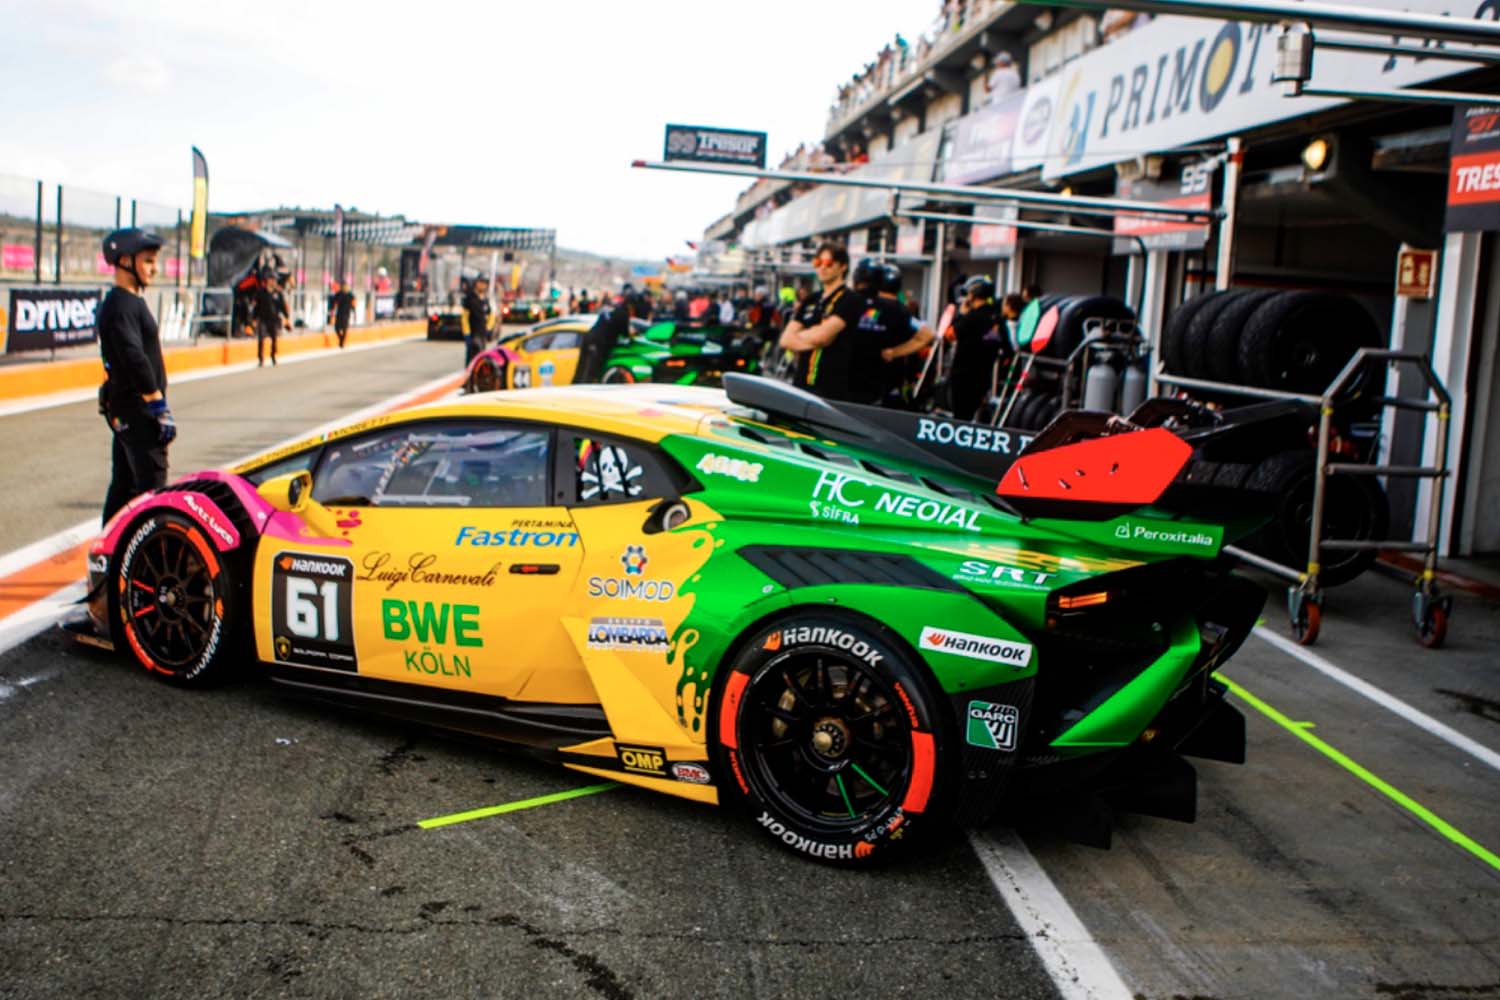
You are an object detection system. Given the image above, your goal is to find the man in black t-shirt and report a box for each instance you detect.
[948,275,1008,421]
[98,228,174,525]
[255,271,290,367]
[778,243,868,402]
[575,293,646,383]
[328,281,355,348]
[463,277,493,366]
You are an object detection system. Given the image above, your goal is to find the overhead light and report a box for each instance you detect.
[1302,136,1334,172]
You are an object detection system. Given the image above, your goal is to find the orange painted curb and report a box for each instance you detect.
[0,321,425,404]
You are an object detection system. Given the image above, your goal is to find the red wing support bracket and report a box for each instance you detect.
[996,428,1192,522]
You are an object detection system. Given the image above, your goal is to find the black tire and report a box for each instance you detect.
[1161,291,1223,375]
[1202,289,1277,384]
[1181,289,1254,380]
[1236,291,1381,392]
[1015,390,1049,430]
[713,614,954,866]
[1032,394,1062,430]
[116,511,240,686]
[1000,389,1037,429]
[1242,450,1390,586]
[467,357,503,394]
[601,366,636,385]
[1046,295,1135,360]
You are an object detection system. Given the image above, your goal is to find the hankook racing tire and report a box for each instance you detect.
[467,357,504,394]
[1161,290,1223,376]
[116,511,240,686]
[1181,288,1254,380]
[1236,291,1380,392]
[1202,289,1277,383]
[714,614,954,866]
[601,366,636,385]
[1243,449,1390,586]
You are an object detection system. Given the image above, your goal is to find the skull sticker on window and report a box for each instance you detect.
[577,439,644,502]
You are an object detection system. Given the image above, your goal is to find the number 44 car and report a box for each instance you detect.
[71,375,1267,865]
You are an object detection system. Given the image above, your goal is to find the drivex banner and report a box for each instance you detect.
[3,287,103,354]
[1040,0,1496,180]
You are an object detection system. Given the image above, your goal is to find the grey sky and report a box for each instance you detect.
[2,0,934,259]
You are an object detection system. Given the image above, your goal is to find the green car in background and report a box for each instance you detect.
[464,315,762,392]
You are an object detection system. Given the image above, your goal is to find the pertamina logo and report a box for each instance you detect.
[919,626,1032,668]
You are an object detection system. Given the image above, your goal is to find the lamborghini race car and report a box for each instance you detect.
[76,375,1266,864]
[464,316,760,393]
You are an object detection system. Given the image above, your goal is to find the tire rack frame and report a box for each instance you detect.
[1156,349,1455,646]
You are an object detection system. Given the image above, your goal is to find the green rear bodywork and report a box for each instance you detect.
[657,413,1245,753]
[605,322,760,385]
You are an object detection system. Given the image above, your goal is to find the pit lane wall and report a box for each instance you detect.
[0,320,425,404]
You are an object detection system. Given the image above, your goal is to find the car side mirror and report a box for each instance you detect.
[257,471,312,513]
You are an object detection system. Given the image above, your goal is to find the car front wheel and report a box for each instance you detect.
[714,614,953,865]
[116,511,239,686]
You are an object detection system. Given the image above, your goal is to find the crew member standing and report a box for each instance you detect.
[255,271,290,367]
[870,262,936,404]
[328,280,355,348]
[947,275,1007,421]
[463,277,492,366]
[98,228,175,524]
[575,292,645,383]
[777,243,866,402]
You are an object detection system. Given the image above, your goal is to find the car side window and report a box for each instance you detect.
[521,333,555,352]
[550,331,581,351]
[560,432,683,506]
[313,421,551,508]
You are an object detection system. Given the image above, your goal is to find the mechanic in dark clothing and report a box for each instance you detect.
[866,262,936,405]
[463,277,492,366]
[98,228,175,525]
[947,275,1009,421]
[845,258,916,405]
[778,244,868,402]
[575,293,645,383]
[328,281,355,348]
[255,271,290,367]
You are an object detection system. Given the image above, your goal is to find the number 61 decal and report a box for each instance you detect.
[271,552,357,671]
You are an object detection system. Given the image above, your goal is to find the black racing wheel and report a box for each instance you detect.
[467,357,504,393]
[714,614,953,865]
[601,366,636,385]
[116,512,240,686]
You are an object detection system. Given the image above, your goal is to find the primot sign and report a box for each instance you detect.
[1042,2,1493,180]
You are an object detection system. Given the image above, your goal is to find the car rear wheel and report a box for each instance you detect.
[601,366,636,385]
[714,614,952,866]
[117,512,239,686]
[468,357,503,394]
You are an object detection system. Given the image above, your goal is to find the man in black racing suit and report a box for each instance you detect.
[575,292,647,384]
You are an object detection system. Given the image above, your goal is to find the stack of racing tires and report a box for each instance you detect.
[1162,288,1388,585]
[1002,294,1137,430]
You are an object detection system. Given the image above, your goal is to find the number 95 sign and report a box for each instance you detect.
[271,552,357,671]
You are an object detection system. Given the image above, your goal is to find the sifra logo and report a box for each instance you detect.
[967,701,1020,751]
[621,545,648,576]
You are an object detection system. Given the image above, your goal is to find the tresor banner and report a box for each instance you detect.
[4,287,104,354]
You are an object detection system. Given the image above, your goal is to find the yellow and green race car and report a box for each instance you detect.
[78,376,1266,864]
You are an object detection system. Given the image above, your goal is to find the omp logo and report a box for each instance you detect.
[967,701,1020,751]
[919,627,1032,668]
[279,555,350,577]
[616,744,667,776]
[756,812,870,860]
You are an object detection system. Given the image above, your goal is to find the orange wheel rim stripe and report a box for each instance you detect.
[901,731,935,814]
[719,671,749,750]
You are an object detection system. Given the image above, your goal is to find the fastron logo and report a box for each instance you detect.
[966,701,1020,751]
[919,626,1032,668]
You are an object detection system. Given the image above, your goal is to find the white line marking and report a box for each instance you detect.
[0,583,86,660]
[970,829,1133,1000]
[0,333,426,419]
[1253,625,1500,775]
[0,369,462,660]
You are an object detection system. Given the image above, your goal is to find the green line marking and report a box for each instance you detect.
[836,772,855,818]
[850,761,888,797]
[418,782,618,830]
[1217,673,1500,871]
